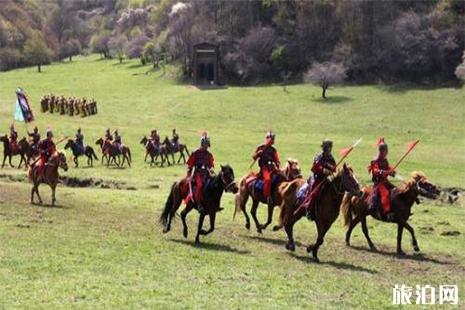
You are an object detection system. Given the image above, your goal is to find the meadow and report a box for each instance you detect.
[0,55,464,308]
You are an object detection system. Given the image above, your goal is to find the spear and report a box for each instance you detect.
[391,139,420,171]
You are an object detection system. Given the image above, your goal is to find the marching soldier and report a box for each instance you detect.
[368,138,396,220]
[186,132,215,214]
[252,131,280,204]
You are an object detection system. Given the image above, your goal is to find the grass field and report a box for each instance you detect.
[0,55,464,308]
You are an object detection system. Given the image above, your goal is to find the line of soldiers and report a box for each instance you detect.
[184,131,396,219]
[147,128,180,150]
[40,94,98,117]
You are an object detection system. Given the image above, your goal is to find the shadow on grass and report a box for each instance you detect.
[170,238,250,255]
[32,202,70,209]
[349,245,452,265]
[288,252,378,274]
[243,235,304,248]
[311,96,353,104]
[375,83,462,94]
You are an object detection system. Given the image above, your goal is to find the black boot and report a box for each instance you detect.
[198,204,206,215]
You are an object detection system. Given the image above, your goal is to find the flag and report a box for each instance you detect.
[14,88,34,123]
[406,139,420,151]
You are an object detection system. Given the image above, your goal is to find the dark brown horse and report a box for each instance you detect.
[162,136,190,164]
[140,136,170,167]
[1,135,30,169]
[342,171,440,255]
[95,138,132,167]
[279,164,361,262]
[160,165,238,244]
[234,158,302,233]
[28,152,68,206]
[64,139,99,167]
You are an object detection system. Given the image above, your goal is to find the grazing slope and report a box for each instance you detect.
[0,56,464,308]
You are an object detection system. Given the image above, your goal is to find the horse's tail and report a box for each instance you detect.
[341,193,353,226]
[127,147,132,163]
[185,145,190,156]
[233,177,247,220]
[90,147,98,160]
[160,182,176,226]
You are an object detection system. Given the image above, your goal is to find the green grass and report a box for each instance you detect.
[0,55,464,308]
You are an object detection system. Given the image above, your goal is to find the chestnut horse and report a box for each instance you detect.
[139,136,170,167]
[95,138,132,167]
[234,158,302,233]
[342,171,441,255]
[29,152,68,206]
[160,165,239,244]
[162,136,190,164]
[64,139,98,167]
[279,164,361,262]
[1,135,30,169]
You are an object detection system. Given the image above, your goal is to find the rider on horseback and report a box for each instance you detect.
[75,128,85,155]
[36,128,56,178]
[150,129,160,150]
[253,131,280,205]
[28,126,41,156]
[303,139,336,220]
[186,132,215,214]
[171,128,179,150]
[113,130,122,152]
[9,124,19,153]
[368,137,396,220]
[104,128,113,142]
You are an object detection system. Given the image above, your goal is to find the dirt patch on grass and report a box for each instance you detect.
[438,187,463,205]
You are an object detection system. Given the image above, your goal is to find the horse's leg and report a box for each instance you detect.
[51,184,56,206]
[240,192,251,230]
[181,203,194,238]
[361,216,376,250]
[9,155,14,168]
[171,153,175,165]
[250,199,263,233]
[18,156,23,169]
[345,215,361,247]
[403,222,420,252]
[195,213,206,244]
[74,156,78,168]
[126,153,131,167]
[261,203,274,230]
[307,219,330,263]
[201,212,216,235]
[397,223,406,256]
[30,184,36,204]
[284,207,305,252]
[35,184,43,204]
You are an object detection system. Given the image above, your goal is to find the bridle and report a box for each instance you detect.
[220,170,237,192]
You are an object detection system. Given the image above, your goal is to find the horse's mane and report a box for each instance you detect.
[397,171,427,194]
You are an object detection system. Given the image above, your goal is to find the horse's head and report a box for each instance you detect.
[95,138,103,146]
[338,163,362,197]
[0,134,7,142]
[220,164,238,194]
[409,171,441,199]
[51,152,68,172]
[140,136,147,145]
[64,139,73,149]
[284,158,302,180]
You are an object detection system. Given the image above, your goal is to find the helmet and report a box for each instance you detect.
[377,137,388,152]
[46,128,53,138]
[321,139,333,150]
[33,126,38,132]
[200,132,210,147]
[106,128,110,133]
[265,131,275,145]
[77,128,81,133]
[151,129,156,135]
[114,130,119,135]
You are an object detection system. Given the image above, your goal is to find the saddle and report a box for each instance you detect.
[9,142,18,153]
[247,173,282,193]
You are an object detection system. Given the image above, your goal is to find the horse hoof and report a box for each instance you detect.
[397,250,406,257]
[306,245,314,253]
[272,225,280,232]
[200,229,208,235]
[285,243,295,252]
[312,255,320,263]
[162,228,169,234]
[413,245,420,252]
[345,241,351,247]
[256,228,262,234]
[195,238,200,245]
[245,223,250,230]
[183,229,188,238]
[369,245,377,252]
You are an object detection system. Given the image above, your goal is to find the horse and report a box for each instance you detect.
[64,139,98,167]
[139,136,170,167]
[1,135,30,169]
[160,165,239,244]
[341,171,441,256]
[234,158,303,233]
[279,163,361,262]
[28,152,68,206]
[162,136,190,164]
[95,138,132,167]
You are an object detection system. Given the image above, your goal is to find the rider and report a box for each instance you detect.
[253,131,280,204]
[104,128,113,142]
[75,128,84,154]
[186,132,215,214]
[113,130,122,152]
[28,126,41,156]
[303,139,336,220]
[171,128,180,149]
[36,128,56,178]
[368,137,396,220]
[9,124,18,152]
[150,129,160,150]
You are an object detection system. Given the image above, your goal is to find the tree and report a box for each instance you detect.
[60,39,82,61]
[109,35,128,63]
[23,33,54,72]
[455,51,465,81]
[304,62,347,99]
[90,31,111,59]
[125,35,149,59]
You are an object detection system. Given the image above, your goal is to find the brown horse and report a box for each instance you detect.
[162,136,190,164]
[95,138,132,167]
[234,158,302,233]
[342,171,441,255]
[140,136,170,167]
[279,164,361,262]
[160,165,239,244]
[29,152,68,206]
[1,135,30,169]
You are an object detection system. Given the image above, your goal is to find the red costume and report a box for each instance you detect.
[186,147,214,204]
[37,138,56,177]
[9,126,18,153]
[253,140,280,200]
[368,138,395,215]
[304,151,336,212]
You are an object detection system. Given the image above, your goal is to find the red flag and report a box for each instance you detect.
[339,147,352,157]
[406,139,419,151]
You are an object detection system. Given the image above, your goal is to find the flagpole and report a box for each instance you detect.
[391,139,420,171]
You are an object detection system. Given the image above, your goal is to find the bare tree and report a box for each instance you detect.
[304,61,347,99]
